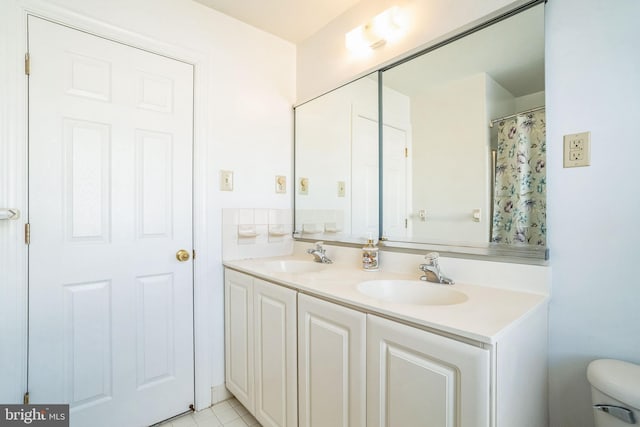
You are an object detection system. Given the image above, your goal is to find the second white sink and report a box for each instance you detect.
[357,280,468,306]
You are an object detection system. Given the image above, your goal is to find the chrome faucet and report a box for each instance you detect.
[306,241,333,264]
[419,252,454,284]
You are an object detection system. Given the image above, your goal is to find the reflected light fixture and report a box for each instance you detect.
[345,6,405,55]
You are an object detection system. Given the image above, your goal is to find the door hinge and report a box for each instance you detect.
[25,53,30,76]
[404,147,408,158]
[192,250,196,260]
[23,392,29,405]
[25,223,30,245]
[404,218,408,228]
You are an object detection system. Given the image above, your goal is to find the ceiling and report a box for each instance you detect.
[192,0,361,44]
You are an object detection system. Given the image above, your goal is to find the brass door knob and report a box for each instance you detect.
[176,249,190,262]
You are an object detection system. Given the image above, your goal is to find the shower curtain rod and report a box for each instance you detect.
[489,105,545,128]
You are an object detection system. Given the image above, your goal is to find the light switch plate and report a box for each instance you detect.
[275,175,286,193]
[563,131,591,168]
[220,170,233,191]
[298,177,309,195]
[337,181,346,197]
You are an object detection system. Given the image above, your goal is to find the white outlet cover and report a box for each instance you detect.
[563,131,591,168]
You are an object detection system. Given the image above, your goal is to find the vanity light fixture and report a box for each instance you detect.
[345,6,405,55]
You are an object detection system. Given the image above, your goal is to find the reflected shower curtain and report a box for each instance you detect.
[491,110,546,246]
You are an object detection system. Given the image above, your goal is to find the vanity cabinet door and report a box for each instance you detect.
[367,315,490,427]
[224,269,254,412]
[298,294,366,427]
[253,279,298,427]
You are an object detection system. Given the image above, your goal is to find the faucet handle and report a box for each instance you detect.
[314,241,325,250]
[424,252,440,266]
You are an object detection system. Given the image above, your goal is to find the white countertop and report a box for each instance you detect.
[223,255,548,345]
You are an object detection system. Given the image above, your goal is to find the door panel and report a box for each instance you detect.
[135,273,176,389]
[62,281,112,408]
[28,16,194,427]
[136,130,174,238]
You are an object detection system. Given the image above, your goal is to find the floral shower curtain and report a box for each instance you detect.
[491,110,546,246]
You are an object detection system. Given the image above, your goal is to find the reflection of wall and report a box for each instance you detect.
[295,77,378,237]
[515,90,545,111]
[487,76,516,123]
[411,73,492,244]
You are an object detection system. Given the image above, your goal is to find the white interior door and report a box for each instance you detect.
[27,16,194,427]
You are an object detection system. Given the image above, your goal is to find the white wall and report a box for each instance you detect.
[546,0,640,426]
[0,0,295,406]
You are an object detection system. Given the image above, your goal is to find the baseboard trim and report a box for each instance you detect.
[211,384,233,405]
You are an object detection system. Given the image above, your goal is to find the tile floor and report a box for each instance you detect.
[156,398,260,427]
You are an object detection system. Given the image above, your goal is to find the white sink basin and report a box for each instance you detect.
[357,280,468,306]
[263,260,326,274]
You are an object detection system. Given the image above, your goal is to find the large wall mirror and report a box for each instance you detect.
[294,2,547,261]
[381,4,546,259]
[294,73,379,243]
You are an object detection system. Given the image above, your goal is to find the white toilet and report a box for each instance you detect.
[587,359,640,426]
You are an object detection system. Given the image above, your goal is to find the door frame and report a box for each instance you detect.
[8,0,213,410]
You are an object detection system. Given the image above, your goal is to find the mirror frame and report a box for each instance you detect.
[294,0,548,264]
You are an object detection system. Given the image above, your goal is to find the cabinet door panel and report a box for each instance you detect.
[298,294,366,427]
[367,315,490,427]
[224,269,254,412]
[254,279,297,427]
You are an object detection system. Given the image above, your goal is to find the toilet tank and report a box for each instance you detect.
[587,359,640,427]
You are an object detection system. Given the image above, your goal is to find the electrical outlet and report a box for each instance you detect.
[570,150,584,161]
[564,132,590,168]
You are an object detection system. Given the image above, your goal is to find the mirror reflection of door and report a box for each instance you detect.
[382,124,411,240]
[351,112,379,238]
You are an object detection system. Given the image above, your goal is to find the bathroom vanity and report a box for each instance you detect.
[223,253,548,427]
